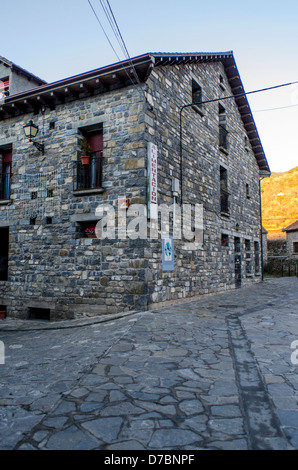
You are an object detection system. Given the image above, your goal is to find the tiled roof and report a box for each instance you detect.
[283,220,298,232]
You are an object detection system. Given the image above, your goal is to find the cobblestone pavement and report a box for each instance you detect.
[0,277,297,450]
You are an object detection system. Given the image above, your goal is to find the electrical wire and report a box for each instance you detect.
[253,103,298,113]
[87,0,121,62]
[97,0,143,87]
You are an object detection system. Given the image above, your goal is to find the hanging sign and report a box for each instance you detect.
[147,143,158,219]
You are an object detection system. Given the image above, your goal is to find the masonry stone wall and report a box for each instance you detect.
[143,62,262,306]
[0,60,263,320]
[0,85,149,319]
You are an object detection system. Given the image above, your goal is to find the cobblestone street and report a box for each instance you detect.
[0,277,297,450]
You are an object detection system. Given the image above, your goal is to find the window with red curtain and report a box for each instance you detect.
[86,133,103,189]
[0,78,9,98]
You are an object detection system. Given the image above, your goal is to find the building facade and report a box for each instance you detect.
[283,221,298,258]
[0,52,270,320]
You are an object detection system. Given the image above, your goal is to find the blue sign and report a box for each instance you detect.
[162,236,174,271]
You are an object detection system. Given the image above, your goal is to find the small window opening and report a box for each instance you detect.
[293,242,298,254]
[47,189,53,198]
[221,234,229,247]
[0,305,7,319]
[219,103,228,150]
[192,80,203,113]
[46,217,53,225]
[28,308,51,321]
[77,220,101,239]
[246,183,250,199]
[234,237,241,253]
[49,121,55,130]
[31,191,37,200]
[30,217,36,226]
[0,227,9,281]
[220,166,229,215]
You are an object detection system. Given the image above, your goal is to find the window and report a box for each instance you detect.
[234,236,241,253]
[254,241,260,274]
[293,242,298,254]
[221,234,229,247]
[0,149,12,200]
[0,305,6,319]
[244,136,249,151]
[28,307,50,321]
[75,126,103,191]
[0,77,9,99]
[76,220,101,239]
[220,166,229,215]
[246,183,250,199]
[245,239,252,276]
[0,227,9,281]
[219,74,225,90]
[192,80,203,113]
[219,104,228,151]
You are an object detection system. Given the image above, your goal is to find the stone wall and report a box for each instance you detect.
[0,84,149,319]
[143,62,262,306]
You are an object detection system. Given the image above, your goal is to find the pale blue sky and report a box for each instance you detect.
[2,0,298,172]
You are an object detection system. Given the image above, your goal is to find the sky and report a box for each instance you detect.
[1,0,298,173]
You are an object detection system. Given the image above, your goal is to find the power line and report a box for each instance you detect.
[87,0,121,62]
[88,0,143,92]
[98,0,142,86]
[181,79,298,111]
[254,103,298,113]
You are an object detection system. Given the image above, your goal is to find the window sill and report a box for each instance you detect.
[220,211,230,218]
[192,105,204,117]
[219,146,229,155]
[0,199,11,205]
[73,188,104,196]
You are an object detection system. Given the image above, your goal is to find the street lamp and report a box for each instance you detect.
[23,120,45,154]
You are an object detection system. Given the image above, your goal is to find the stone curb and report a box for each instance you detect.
[0,310,141,332]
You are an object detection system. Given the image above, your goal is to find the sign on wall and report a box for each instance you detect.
[147,143,158,219]
[162,236,174,271]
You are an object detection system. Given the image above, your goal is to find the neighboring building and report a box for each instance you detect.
[0,56,46,98]
[262,226,268,267]
[283,220,298,258]
[0,52,270,320]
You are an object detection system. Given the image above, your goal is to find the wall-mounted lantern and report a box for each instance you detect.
[23,120,45,154]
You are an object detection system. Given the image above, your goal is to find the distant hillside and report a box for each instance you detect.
[261,166,298,239]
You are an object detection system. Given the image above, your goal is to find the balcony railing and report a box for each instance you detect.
[74,154,102,191]
[219,125,229,150]
[0,173,12,200]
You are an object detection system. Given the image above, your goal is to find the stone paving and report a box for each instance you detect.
[0,277,297,450]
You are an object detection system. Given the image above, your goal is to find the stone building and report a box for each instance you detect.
[283,220,298,258]
[0,52,270,320]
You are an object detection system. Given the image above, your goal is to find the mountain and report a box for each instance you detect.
[261,166,298,239]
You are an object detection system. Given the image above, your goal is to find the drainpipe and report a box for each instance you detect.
[259,176,265,281]
[179,103,194,205]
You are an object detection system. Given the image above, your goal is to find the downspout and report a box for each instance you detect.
[179,103,194,205]
[259,175,266,281]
